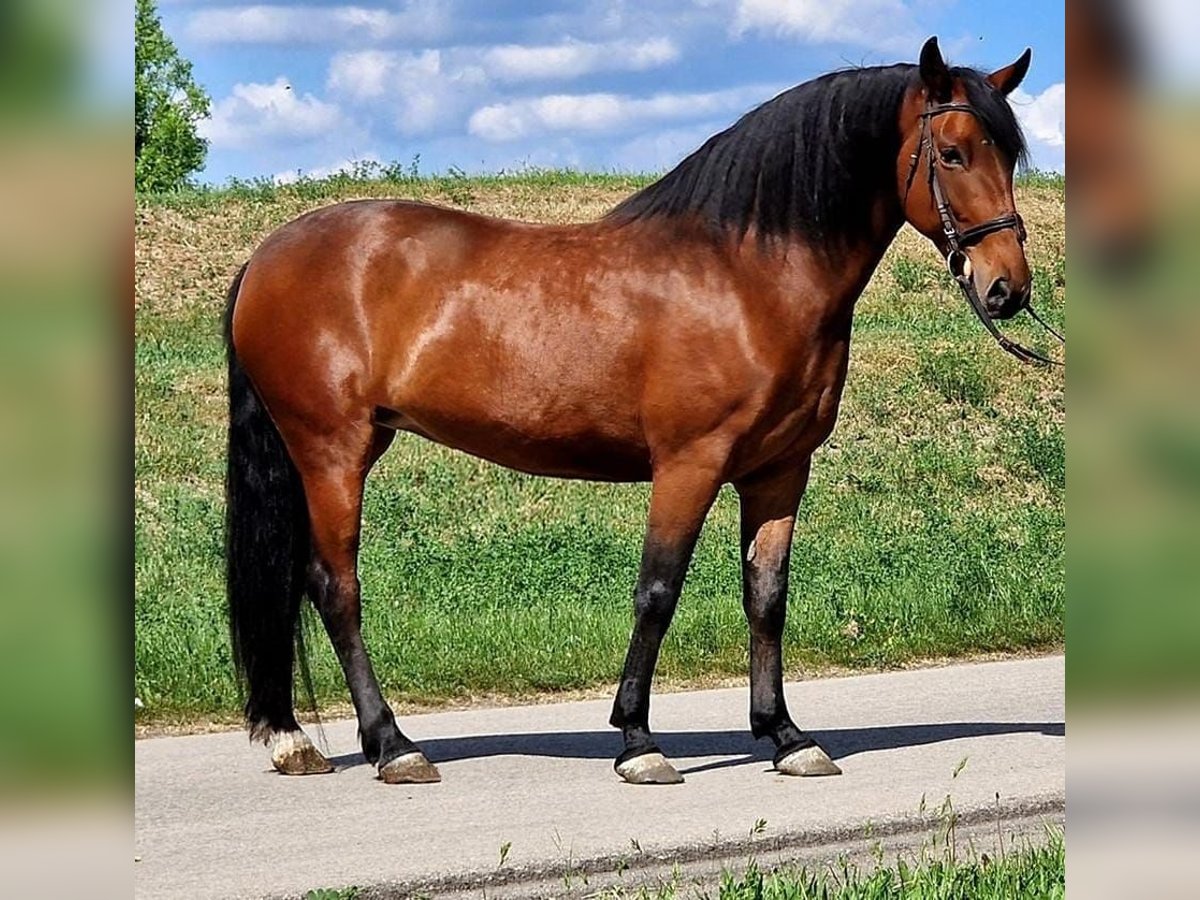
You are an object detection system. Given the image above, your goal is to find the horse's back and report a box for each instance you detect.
[233,199,492,354]
[247,199,492,281]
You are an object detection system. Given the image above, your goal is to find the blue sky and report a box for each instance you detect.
[155,1,1066,184]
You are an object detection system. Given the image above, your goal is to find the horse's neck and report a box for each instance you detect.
[838,219,906,305]
[741,212,905,325]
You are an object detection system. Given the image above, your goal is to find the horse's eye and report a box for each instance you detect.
[939,147,964,167]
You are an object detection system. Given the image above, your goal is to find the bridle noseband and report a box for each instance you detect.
[904,100,1063,366]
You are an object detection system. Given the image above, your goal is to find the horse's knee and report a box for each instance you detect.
[634,578,676,624]
[744,558,789,638]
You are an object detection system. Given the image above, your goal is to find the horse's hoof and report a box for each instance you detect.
[271,732,334,776]
[615,751,684,785]
[379,751,441,784]
[776,744,842,777]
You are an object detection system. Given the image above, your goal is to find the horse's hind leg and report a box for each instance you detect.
[735,459,840,776]
[293,424,441,784]
[610,461,722,784]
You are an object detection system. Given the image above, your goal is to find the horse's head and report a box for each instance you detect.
[900,37,1032,320]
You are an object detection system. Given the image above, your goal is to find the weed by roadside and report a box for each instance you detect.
[303,888,359,900]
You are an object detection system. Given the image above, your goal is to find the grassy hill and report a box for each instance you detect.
[134,170,1064,723]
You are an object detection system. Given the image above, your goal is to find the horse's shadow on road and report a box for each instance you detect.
[327,721,1064,774]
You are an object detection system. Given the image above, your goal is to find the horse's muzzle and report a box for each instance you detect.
[984,276,1029,320]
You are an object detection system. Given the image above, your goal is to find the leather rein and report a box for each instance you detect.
[904,101,1064,366]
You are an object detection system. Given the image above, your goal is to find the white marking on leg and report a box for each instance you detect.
[271,730,310,765]
[270,729,333,775]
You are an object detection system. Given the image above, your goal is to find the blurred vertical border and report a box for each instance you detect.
[0,1,129,897]
[6,0,1200,896]
[1068,0,1200,896]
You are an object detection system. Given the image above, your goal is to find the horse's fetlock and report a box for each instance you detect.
[749,710,778,739]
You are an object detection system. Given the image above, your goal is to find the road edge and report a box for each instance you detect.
[326,792,1065,900]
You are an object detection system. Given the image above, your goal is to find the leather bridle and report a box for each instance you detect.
[904,100,1064,366]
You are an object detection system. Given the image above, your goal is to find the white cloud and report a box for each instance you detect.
[1011,83,1065,149]
[327,50,487,135]
[322,36,682,140]
[481,37,680,82]
[199,77,345,149]
[732,0,918,52]
[326,50,400,103]
[187,2,447,45]
[1008,82,1065,172]
[468,84,777,142]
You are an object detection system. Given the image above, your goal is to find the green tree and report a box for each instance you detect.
[135,0,210,192]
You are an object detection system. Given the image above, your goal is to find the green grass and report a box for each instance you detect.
[297,835,1064,900]
[917,349,996,408]
[889,256,939,294]
[609,834,1065,899]
[302,889,359,900]
[134,171,1064,722]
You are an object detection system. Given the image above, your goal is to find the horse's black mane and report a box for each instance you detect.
[607,64,1027,247]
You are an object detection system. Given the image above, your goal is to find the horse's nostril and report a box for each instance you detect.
[986,277,1011,303]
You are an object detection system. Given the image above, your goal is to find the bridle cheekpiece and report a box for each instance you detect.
[904,99,1063,366]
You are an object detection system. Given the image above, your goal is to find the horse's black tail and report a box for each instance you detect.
[224,264,314,742]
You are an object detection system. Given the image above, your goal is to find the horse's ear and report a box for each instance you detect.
[919,36,952,102]
[987,48,1032,96]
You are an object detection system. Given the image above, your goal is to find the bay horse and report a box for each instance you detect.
[225,37,1035,785]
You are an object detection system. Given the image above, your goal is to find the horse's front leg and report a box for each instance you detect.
[609,461,722,784]
[735,458,841,776]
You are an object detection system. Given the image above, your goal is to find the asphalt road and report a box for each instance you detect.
[134,655,1064,899]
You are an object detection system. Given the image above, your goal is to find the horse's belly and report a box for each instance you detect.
[373,403,653,482]
[373,283,655,479]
